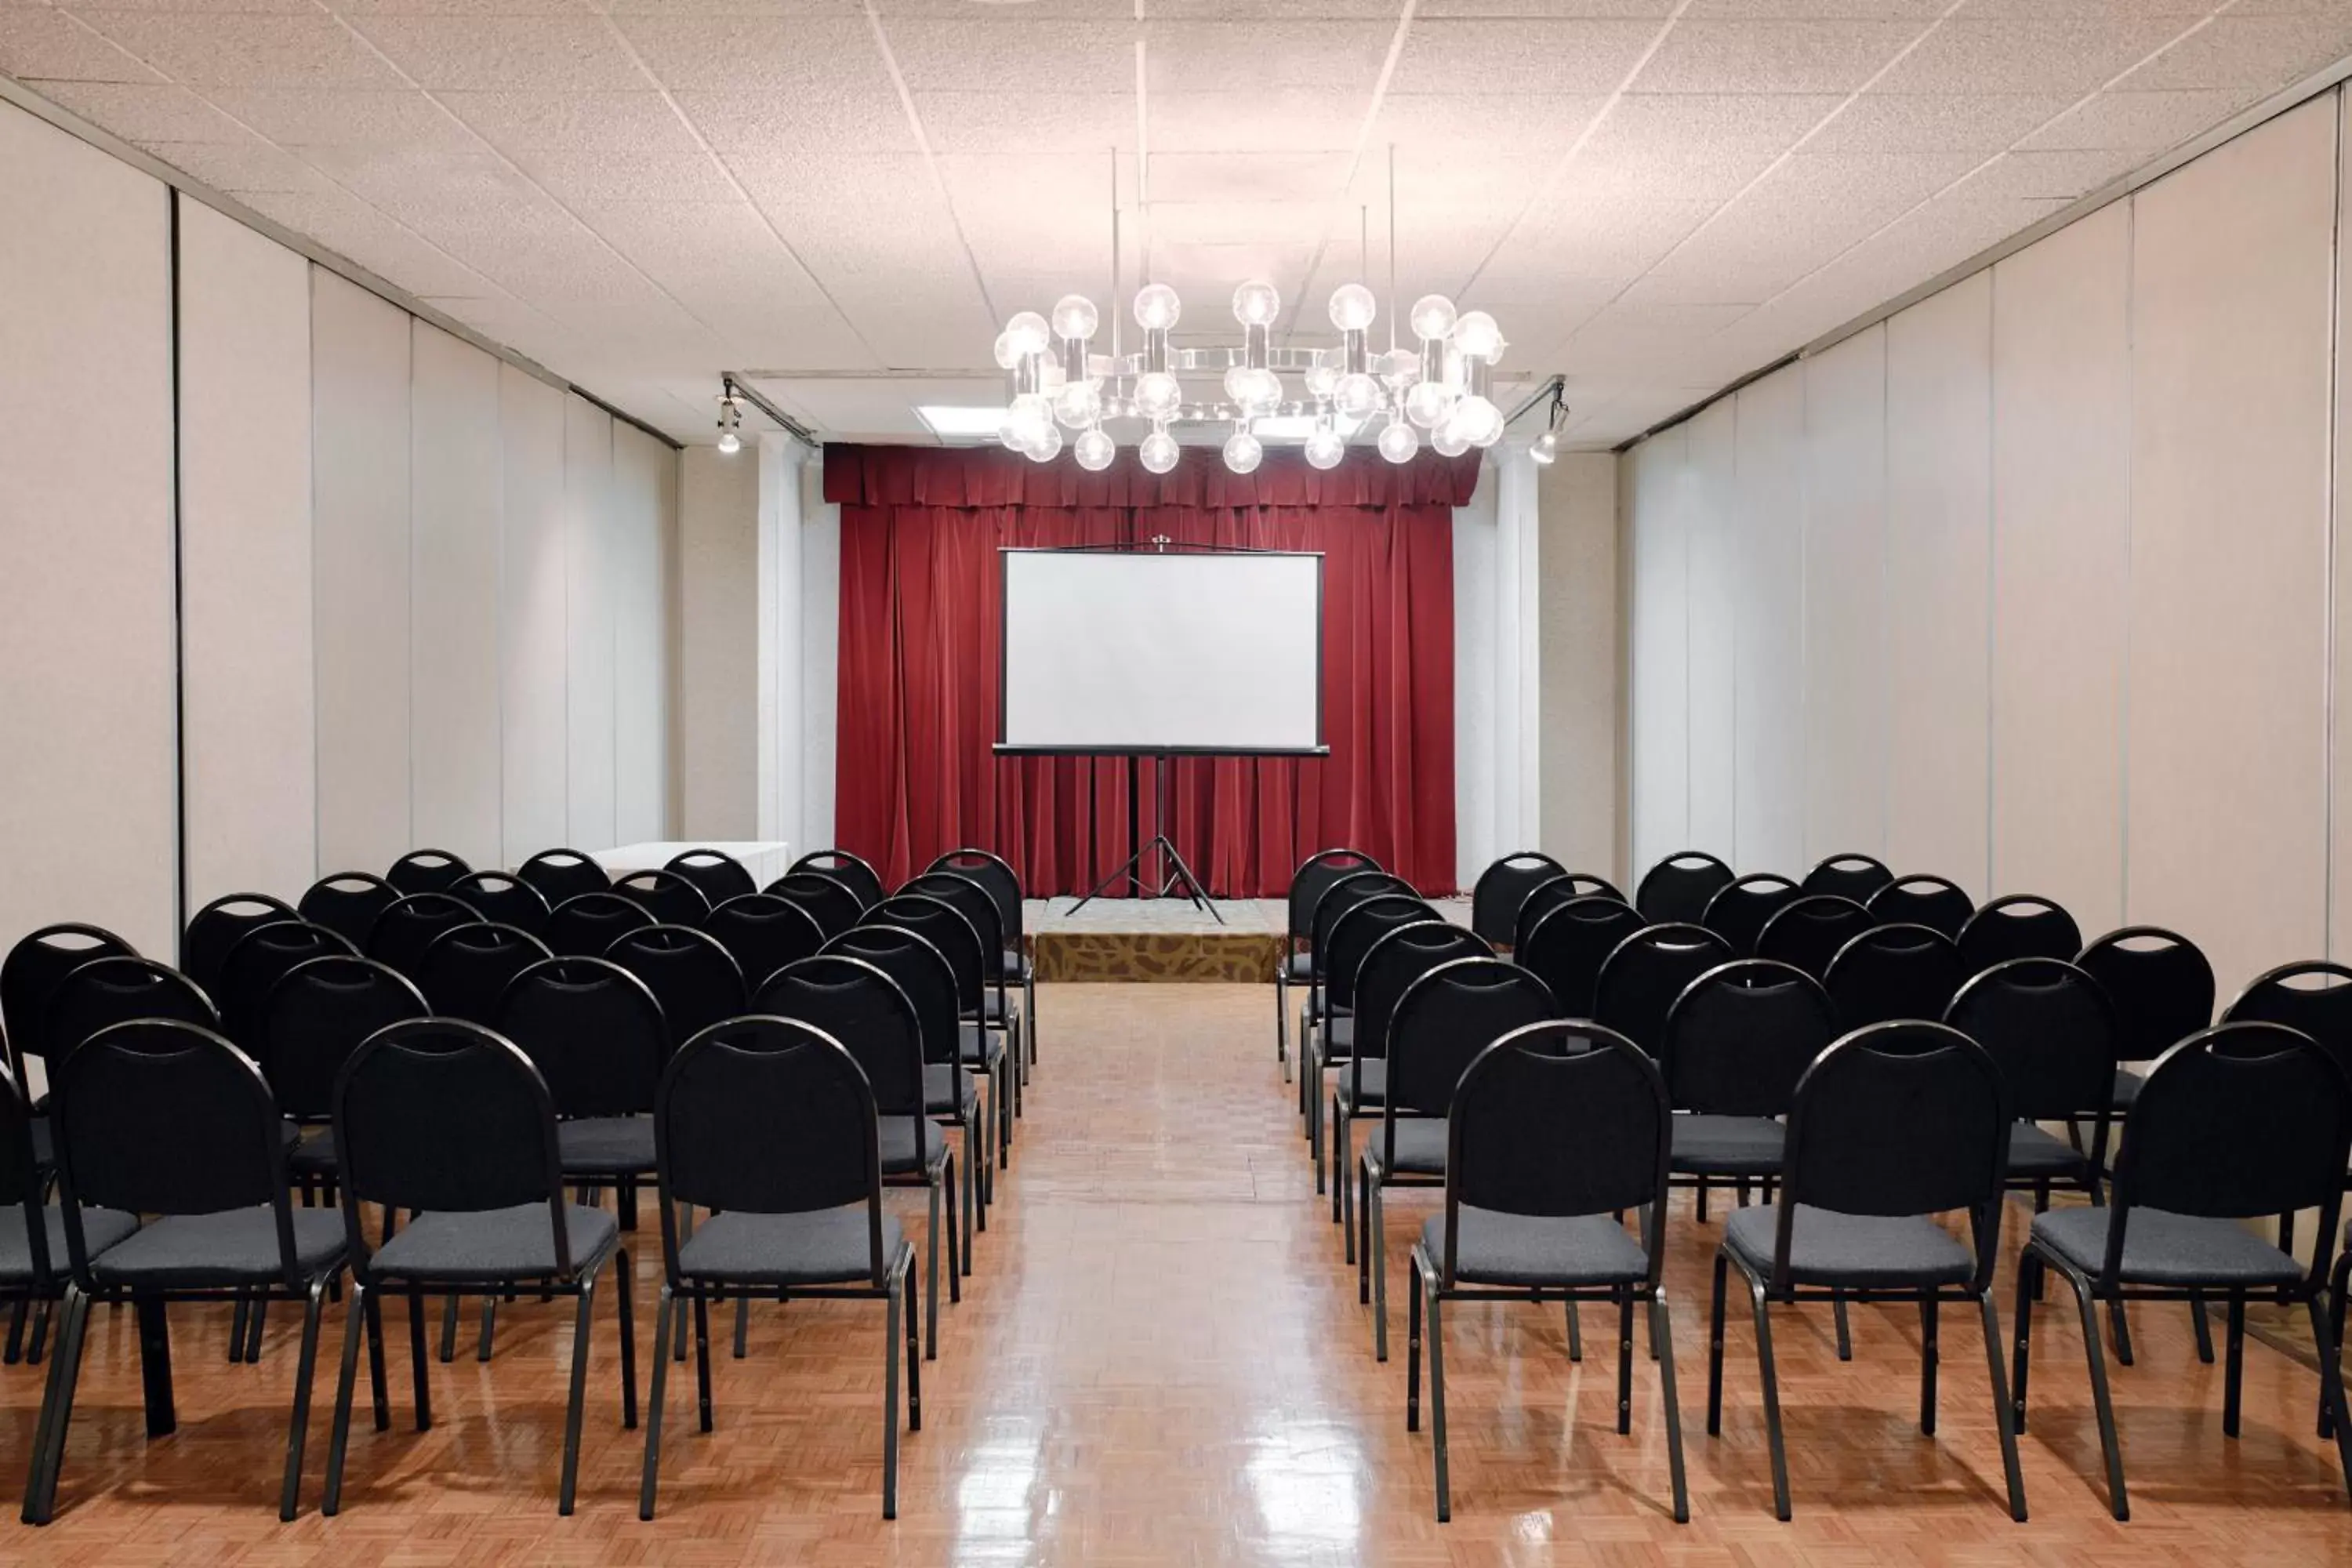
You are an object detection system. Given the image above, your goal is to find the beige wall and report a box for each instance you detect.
[1536,452,1622,883]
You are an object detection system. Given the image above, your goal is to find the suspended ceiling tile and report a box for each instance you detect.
[1630,19,1926,93]
[21,78,243,138]
[343,15,655,90]
[236,183,511,296]
[1565,93,1841,198]
[1807,91,2081,153]
[610,14,882,91]
[144,132,335,192]
[438,89,706,154]
[2113,11,2352,93]
[676,86,918,154]
[1374,92,1607,149]
[1148,89,1363,152]
[912,90,1134,153]
[885,19,1137,90]
[204,85,481,151]
[2017,87,2249,153]
[1388,19,1667,95]
[73,11,408,86]
[514,147,745,204]
[1869,15,2205,96]
[1144,20,1397,90]
[1149,150,1352,205]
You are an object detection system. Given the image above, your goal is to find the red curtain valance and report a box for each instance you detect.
[822,441,1483,510]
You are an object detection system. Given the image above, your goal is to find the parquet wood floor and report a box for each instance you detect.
[4,983,2350,1564]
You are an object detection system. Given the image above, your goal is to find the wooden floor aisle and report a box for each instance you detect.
[6,982,2352,1564]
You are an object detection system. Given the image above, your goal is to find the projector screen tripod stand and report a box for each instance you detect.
[1067,752,1224,924]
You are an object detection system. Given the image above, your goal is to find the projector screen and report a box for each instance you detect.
[996,548,1327,755]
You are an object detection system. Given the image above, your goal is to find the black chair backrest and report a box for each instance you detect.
[787,850,885,912]
[1512,873,1624,952]
[612,869,712,928]
[387,848,472,895]
[822,926,960,1069]
[0,1063,45,1269]
[1515,895,1644,1018]
[1635,851,1733,926]
[665,848,757,906]
[215,920,355,1045]
[1755,894,1874,980]
[1956,894,2081,975]
[1353,920,1491,1066]
[257,956,427,1122]
[543,891,655,958]
[1385,959,1557,1122]
[2075,926,2214,1065]
[1443,1021,1668,1285]
[703,893,828,994]
[603,924,746,1051]
[447,871,552,936]
[4,924,136,1071]
[415,922,554,1025]
[1660,959,1837,1117]
[866,895,985,1014]
[494,956,666,1119]
[901,873,1006,982]
[2225,960,2352,1074]
[2114,1024,2352,1258]
[1823,922,1965,1029]
[182,892,297,999]
[1289,848,1381,944]
[365,892,482,978]
[1322,894,1435,1016]
[1700,873,1801,956]
[1470,850,1566,946]
[1944,958,2116,1124]
[1867,874,1974,938]
[927,848,1025,950]
[1309,870,1418,971]
[764,871,866,940]
[656,1017,888,1285]
[1802,852,1893,903]
[298,872,401,951]
[1777,1022,2007,1288]
[753,956,925,1120]
[1592,923,1737,1054]
[42,956,219,1064]
[516,848,611,906]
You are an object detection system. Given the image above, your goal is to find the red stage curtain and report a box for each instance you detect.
[828,444,1472,897]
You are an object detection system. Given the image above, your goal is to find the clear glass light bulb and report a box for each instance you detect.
[1074,426,1115,471]
[716,429,741,456]
[1377,419,1418,464]
[1334,371,1381,419]
[1451,394,1503,448]
[1005,311,1051,357]
[1452,310,1504,363]
[1247,366,1283,413]
[1305,424,1345,470]
[992,331,1018,370]
[1051,293,1099,341]
[1139,426,1180,474]
[1134,370,1181,420]
[1304,362,1339,399]
[1133,283,1182,332]
[1432,419,1471,457]
[1054,379,1098,430]
[998,415,1024,451]
[1327,282,1376,332]
[1223,427,1264,474]
[1007,391,1053,443]
[1531,430,1557,466]
[1409,293,1457,342]
[1404,379,1452,430]
[1231,278,1281,327]
[1024,422,1063,463]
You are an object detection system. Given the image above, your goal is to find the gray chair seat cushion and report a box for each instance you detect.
[0,1205,136,1287]
[1002,949,1030,982]
[1724,1203,1975,1287]
[1284,952,1312,982]
[879,1115,947,1174]
[289,1126,338,1174]
[1670,1114,1784,1174]
[975,990,1015,1024]
[370,1203,618,1283]
[925,1062,978,1118]
[959,1021,1006,1067]
[1363,1117,1446,1177]
[557,1116,655,1174]
[2031,1204,2303,1287]
[677,1207,902,1286]
[92,1206,347,1287]
[1324,1016,1354,1055]
[1421,1205,1649,1288]
[2111,1067,2143,1111]
[1336,1059,1385,1113]
[2005,1122,2094,1178]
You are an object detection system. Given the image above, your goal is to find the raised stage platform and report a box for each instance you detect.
[1025,896,1471,982]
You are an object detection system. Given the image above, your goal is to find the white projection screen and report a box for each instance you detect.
[997,548,1327,754]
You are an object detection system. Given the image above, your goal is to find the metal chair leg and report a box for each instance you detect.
[905,1254,921,1433]
[1406,1253,1422,1432]
[1832,1297,1852,1361]
[1616,1291,1635,1435]
[2190,1290,2215,1363]
[322,1282,365,1516]
[946,1155,962,1304]
[1568,1298,1583,1363]
[2010,1248,2037,1436]
[475,1297,495,1363]
[4,1298,25,1364]
[1276,964,1289,1076]
[2307,1293,2352,1505]
[278,1280,327,1521]
[2108,1296,2135,1367]
[134,1292,175,1438]
[1749,1278,1791,1521]
[557,1272,597,1515]
[615,1248,638,1431]
[1706,1250,1728,1437]
[882,1272,902,1520]
[733,1290,749,1360]
[1652,1293,1690,1524]
[692,1294,713,1433]
[22,1285,92,1526]
[639,1287,673,1520]
[2223,1292,2245,1439]
[437,1294,459,1363]
[1918,1291,1939,1437]
[1978,1293,2028,1522]
[2058,1265,2129,1521]
[1371,1178,1389,1363]
[1426,1279,1449,1523]
[924,1179,941,1360]
[406,1287,432,1431]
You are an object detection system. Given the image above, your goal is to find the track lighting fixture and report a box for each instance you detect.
[716,389,742,456]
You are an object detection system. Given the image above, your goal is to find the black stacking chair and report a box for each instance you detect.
[1308,894,1436,1190]
[1408,1019,1687,1524]
[2016,1022,2352,1521]
[1592,924,1736,1055]
[216,922,355,1047]
[2,924,136,1080]
[27,1018,350,1524]
[1659,960,1836,1224]
[1700,873,1801,956]
[386,849,471,895]
[1824,923,1965,1028]
[1755,894,1872,981]
[1301,870,1422,1107]
[41,956,218,1065]
[1515,895,1644,1018]
[1708,1022,2024,1523]
[1361,959,1555,1361]
[545,891,655,958]
[927,848,1033,1076]
[1635,851,1733,926]
[1867,874,1974,939]
[256,956,428,1195]
[902,871,1018,1074]
[2227,961,2352,1065]
[1801,852,1893,903]
[1956,894,2081,975]
[614,869,711,930]
[1279,848,1383,1075]
[495,957,668,1232]
[638,1017,918,1521]
[364,893,481,981]
[0,1062,135,1377]
[764,871,866,940]
[665,848,756,907]
[1511,872,1624,953]
[298,873,401,953]
[414,923,552,1025]
[1468,850,1565,948]
[321,1018,634,1519]
[2076,926,2212,1116]
[516,848,610,906]
[447,871,552,936]
[864,895,1011,1169]
[756,956,959,1358]
[603,925,745,1054]
[1945,960,2115,1213]
[788,848,886,912]
[702,893,826,995]
[182,893,297,1000]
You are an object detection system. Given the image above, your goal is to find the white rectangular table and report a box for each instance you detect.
[592,840,794,890]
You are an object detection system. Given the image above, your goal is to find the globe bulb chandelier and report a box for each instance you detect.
[993,279,1511,474]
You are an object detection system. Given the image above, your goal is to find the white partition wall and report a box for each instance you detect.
[500,365,572,864]
[1683,401,1738,862]
[1731,367,1807,877]
[612,423,674,846]
[564,396,619,852]
[1801,327,1890,866]
[1627,430,1690,880]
